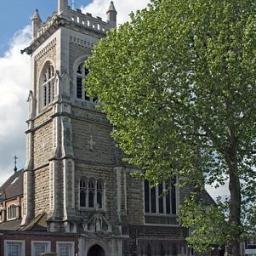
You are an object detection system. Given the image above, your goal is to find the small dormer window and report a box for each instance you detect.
[7,205,17,220]
[40,62,55,108]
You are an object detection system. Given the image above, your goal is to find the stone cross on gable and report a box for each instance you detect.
[14,155,18,172]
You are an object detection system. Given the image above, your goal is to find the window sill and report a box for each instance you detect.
[144,213,177,217]
[6,217,18,221]
[79,207,105,212]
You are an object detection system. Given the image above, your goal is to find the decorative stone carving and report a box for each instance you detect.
[83,213,111,233]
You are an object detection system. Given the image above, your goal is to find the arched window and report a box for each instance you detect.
[97,180,103,209]
[144,178,177,215]
[76,63,90,101]
[88,178,95,208]
[41,62,55,107]
[80,179,87,208]
[79,177,105,210]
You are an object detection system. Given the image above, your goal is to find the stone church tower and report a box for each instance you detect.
[21,1,191,255]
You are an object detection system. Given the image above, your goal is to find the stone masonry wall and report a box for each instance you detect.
[34,166,50,215]
[33,120,53,169]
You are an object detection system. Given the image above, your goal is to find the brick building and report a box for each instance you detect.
[0,1,213,255]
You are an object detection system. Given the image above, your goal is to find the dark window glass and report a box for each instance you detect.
[97,192,102,208]
[77,64,82,74]
[77,77,82,99]
[44,86,47,106]
[80,190,86,207]
[84,68,90,101]
[48,82,51,103]
[171,178,176,214]
[84,90,90,101]
[158,183,164,213]
[144,180,150,213]
[151,187,156,213]
[160,244,165,256]
[89,191,94,208]
[166,181,171,214]
[97,180,103,208]
[147,244,152,256]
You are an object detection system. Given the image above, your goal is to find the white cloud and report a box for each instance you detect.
[0,26,32,185]
[81,0,150,24]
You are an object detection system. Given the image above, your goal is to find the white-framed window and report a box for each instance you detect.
[76,63,97,102]
[144,178,177,215]
[31,241,51,256]
[7,205,17,220]
[40,62,55,108]
[4,240,25,256]
[56,242,74,256]
[79,178,104,210]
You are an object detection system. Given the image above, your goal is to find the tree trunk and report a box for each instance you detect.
[226,134,241,256]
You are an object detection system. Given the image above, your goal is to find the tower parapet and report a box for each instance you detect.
[24,5,116,55]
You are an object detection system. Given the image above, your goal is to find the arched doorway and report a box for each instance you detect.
[87,245,105,256]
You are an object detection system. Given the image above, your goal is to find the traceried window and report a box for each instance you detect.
[7,205,17,220]
[80,178,104,210]
[88,178,95,208]
[97,180,103,209]
[144,178,177,215]
[80,179,87,208]
[41,62,55,108]
[76,63,97,102]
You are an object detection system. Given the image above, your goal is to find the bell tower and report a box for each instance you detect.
[21,0,119,234]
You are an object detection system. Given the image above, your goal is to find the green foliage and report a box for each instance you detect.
[180,196,229,253]
[86,0,256,252]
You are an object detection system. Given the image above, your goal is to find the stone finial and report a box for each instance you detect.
[106,1,117,28]
[32,9,42,39]
[58,0,68,13]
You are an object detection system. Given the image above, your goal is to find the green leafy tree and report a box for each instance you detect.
[86,0,256,254]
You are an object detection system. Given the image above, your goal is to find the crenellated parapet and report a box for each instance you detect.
[23,4,116,55]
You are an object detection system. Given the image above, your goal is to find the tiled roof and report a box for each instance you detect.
[0,219,22,231]
[0,170,23,201]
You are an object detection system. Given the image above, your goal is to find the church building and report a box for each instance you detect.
[0,1,213,255]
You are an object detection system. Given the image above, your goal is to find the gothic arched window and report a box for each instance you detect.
[96,180,103,209]
[144,178,177,215]
[76,63,90,101]
[41,62,55,107]
[79,177,105,210]
[88,178,95,208]
[80,179,87,208]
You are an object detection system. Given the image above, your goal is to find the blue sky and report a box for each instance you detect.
[0,0,91,56]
